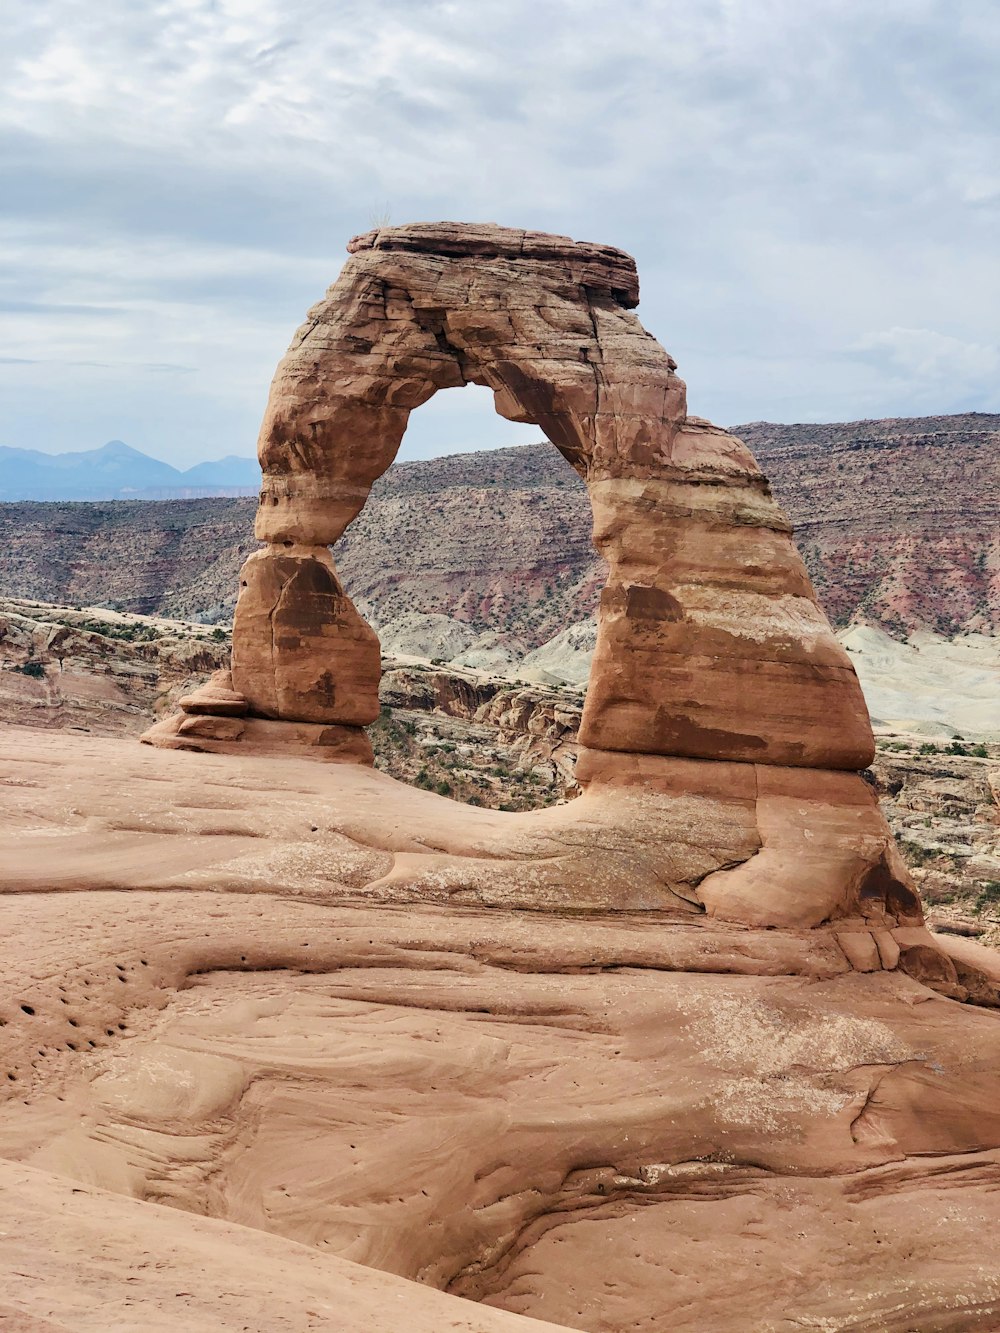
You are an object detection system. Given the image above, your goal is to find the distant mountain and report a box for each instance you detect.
[0,441,259,501]
[180,455,261,488]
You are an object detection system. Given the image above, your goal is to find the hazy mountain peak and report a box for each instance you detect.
[97,439,143,457]
[0,440,259,501]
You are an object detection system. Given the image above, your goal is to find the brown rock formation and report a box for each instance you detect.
[140,222,900,931]
[151,221,871,776]
[10,225,997,1329]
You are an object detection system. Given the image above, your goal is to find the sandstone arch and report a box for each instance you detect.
[19,229,1000,1331]
[216,222,872,773]
[144,222,903,930]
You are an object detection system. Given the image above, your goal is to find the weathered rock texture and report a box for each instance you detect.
[151,222,872,777]
[0,597,230,732]
[4,727,1000,1331]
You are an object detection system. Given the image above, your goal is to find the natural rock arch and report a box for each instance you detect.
[144,222,933,931]
[190,222,872,774]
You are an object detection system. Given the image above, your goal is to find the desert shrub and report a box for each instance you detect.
[900,839,934,867]
[16,661,46,679]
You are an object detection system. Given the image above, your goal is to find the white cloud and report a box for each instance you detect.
[1,0,998,462]
[854,327,1000,385]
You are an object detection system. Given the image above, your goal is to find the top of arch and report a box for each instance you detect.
[346,221,641,308]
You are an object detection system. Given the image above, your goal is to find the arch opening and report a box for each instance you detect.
[328,383,602,813]
[392,381,544,462]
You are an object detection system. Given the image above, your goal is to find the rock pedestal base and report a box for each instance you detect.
[141,712,374,764]
[140,669,374,764]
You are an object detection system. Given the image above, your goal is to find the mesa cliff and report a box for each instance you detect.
[4,224,1000,1333]
[0,412,996,643]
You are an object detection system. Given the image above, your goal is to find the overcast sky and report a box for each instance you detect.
[3,0,999,467]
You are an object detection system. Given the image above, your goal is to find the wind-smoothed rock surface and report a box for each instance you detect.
[4,726,1000,1331]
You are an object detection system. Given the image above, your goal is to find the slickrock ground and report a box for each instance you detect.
[4,725,1000,1332]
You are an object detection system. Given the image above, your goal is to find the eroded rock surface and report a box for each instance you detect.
[9,224,1000,1330]
[3,728,1000,1331]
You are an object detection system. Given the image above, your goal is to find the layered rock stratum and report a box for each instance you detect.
[0,412,996,642]
[5,223,1000,1331]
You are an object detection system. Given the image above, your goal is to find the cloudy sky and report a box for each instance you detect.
[3,0,999,466]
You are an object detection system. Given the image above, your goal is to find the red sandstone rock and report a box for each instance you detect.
[49,224,1000,1329]
[209,221,872,773]
[177,668,248,716]
[231,546,380,727]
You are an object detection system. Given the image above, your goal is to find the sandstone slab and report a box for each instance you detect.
[3,727,1000,1331]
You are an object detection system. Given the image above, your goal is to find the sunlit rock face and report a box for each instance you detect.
[143,222,895,930]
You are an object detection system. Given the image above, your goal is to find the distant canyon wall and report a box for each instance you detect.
[0,413,996,643]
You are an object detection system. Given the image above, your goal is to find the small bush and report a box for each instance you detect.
[900,839,934,867]
[17,661,46,679]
